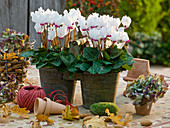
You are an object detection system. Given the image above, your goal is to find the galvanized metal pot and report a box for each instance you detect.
[39,68,76,103]
[81,72,120,108]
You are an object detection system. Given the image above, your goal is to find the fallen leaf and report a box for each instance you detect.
[31,119,41,128]
[105,109,133,126]
[0,104,12,118]
[31,114,54,128]
[36,114,54,124]
[83,116,107,128]
[11,105,30,119]
[62,105,80,121]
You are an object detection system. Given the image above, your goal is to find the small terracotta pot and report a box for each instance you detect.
[43,97,66,115]
[34,97,66,115]
[34,98,47,115]
[135,103,153,115]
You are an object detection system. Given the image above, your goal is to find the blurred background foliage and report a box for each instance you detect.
[65,0,170,66]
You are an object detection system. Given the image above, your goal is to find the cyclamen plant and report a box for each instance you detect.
[124,74,168,106]
[22,7,134,76]
[31,7,131,54]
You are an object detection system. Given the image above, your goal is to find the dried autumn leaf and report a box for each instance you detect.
[11,105,30,119]
[36,114,54,124]
[0,104,12,118]
[31,119,41,128]
[84,116,107,128]
[62,105,80,121]
[31,114,54,128]
[123,113,133,126]
[105,109,133,126]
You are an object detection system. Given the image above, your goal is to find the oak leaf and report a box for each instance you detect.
[31,114,54,128]
[11,105,30,119]
[62,105,80,121]
[105,109,132,126]
[83,116,107,128]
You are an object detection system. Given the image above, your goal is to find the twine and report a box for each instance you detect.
[17,85,46,111]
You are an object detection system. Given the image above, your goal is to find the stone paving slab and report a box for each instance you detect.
[0,65,170,128]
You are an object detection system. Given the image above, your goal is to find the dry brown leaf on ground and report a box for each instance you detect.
[105,109,133,126]
[36,114,54,125]
[62,105,80,121]
[83,116,107,128]
[11,105,30,119]
[31,119,41,128]
[0,104,12,118]
[31,114,54,128]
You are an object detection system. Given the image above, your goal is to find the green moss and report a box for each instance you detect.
[90,102,119,116]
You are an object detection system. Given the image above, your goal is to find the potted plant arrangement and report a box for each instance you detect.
[21,7,134,107]
[124,74,168,115]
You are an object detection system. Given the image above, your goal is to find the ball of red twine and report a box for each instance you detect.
[17,85,46,111]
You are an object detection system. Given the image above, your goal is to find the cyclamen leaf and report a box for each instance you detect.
[112,59,125,69]
[76,63,90,71]
[87,66,97,74]
[102,60,113,65]
[83,47,99,61]
[104,51,110,61]
[122,64,132,71]
[111,46,123,59]
[36,62,48,69]
[51,60,62,67]
[120,53,133,63]
[93,60,111,74]
[60,53,75,66]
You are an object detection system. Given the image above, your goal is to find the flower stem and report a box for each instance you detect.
[110,41,115,56]
[60,39,62,51]
[46,25,49,52]
[98,41,102,59]
[55,27,59,46]
[74,28,76,41]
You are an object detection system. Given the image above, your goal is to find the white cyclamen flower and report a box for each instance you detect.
[99,15,110,27]
[117,32,129,42]
[109,18,121,30]
[48,26,56,41]
[89,28,101,41]
[57,25,68,39]
[116,42,125,49]
[63,12,74,29]
[87,13,99,28]
[78,16,87,30]
[111,31,119,42]
[34,23,44,34]
[118,27,125,32]
[54,14,63,27]
[100,27,107,39]
[31,7,44,23]
[121,15,131,28]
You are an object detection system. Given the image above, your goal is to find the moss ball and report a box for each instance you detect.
[90,102,119,116]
